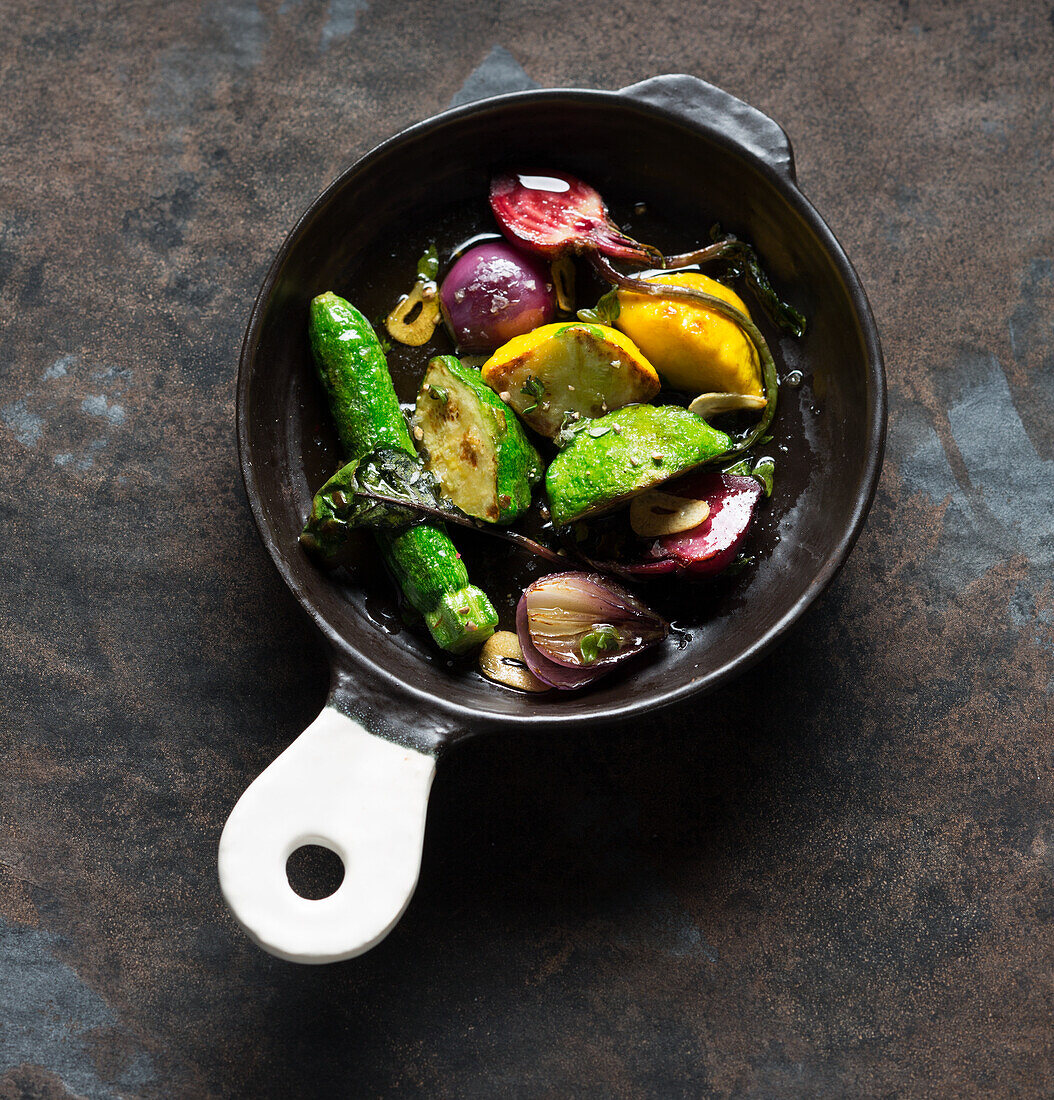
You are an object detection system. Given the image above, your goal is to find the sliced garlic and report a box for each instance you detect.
[629,490,711,537]
[479,631,550,693]
[688,392,767,419]
[385,281,441,346]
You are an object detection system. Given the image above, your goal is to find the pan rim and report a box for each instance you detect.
[237,83,887,732]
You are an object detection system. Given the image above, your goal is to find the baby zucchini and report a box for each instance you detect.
[545,403,732,526]
[306,293,497,653]
[414,356,541,523]
[310,291,416,459]
[481,322,659,438]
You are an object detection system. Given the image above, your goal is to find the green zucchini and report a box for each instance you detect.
[415,356,541,524]
[306,293,497,653]
[545,404,733,526]
[383,525,497,649]
[310,292,415,458]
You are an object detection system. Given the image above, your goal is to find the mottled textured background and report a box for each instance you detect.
[1,1,1052,1097]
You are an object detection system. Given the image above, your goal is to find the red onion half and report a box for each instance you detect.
[515,572,670,689]
[515,599,598,691]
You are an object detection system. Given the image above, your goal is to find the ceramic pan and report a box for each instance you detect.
[218,75,885,963]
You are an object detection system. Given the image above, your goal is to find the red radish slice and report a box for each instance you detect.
[649,473,763,575]
[490,172,662,266]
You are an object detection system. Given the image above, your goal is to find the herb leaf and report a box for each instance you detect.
[351,450,452,525]
[577,287,620,326]
[580,624,621,664]
[553,411,589,450]
[416,243,439,283]
[722,454,776,496]
[709,224,806,337]
[722,457,752,477]
[723,552,756,577]
[300,449,457,562]
[301,448,570,569]
[751,455,776,497]
[520,374,546,413]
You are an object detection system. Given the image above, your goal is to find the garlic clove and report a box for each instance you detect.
[688,392,767,419]
[630,490,711,537]
[385,281,441,346]
[479,631,550,692]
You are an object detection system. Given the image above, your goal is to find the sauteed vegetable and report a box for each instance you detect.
[301,172,805,690]
[303,293,498,654]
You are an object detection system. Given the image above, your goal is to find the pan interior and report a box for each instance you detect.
[240,93,881,727]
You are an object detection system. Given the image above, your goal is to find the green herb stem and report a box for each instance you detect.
[580,624,621,664]
[354,488,569,568]
[664,230,807,338]
[356,487,679,581]
[589,254,779,460]
[416,243,440,283]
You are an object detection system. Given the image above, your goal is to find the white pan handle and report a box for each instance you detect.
[218,705,436,963]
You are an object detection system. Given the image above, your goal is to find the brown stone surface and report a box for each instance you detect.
[1,1,1051,1096]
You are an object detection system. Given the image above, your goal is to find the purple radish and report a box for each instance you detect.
[439,241,556,352]
[650,472,763,575]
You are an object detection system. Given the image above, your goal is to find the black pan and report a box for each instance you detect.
[218,75,885,963]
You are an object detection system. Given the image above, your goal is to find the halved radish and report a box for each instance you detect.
[490,171,662,266]
[649,472,763,575]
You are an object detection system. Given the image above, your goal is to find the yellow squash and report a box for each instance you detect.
[481,322,659,438]
[615,272,762,397]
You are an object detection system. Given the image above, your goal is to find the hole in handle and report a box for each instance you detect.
[286,844,346,900]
